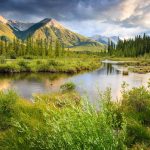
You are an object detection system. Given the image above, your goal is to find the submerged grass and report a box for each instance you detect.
[104,57,150,74]
[127,60,150,73]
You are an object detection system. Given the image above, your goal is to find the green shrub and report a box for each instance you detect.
[121,86,150,148]
[122,87,150,125]
[48,59,62,66]
[2,102,126,150]
[1,84,150,149]
[0,64,20,73]
[7,50,16,59]
[36,60,42,65]
[17,60,30,71]
[126,120,150,147]
[60,82,76,92]
[0,56,6,64]
[37,62,50,72]
[23,55,34,59]
[0,91,18,130]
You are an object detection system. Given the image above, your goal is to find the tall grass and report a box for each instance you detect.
[0,58,101,73]
[0,89,126,150]
[0,84,150,149]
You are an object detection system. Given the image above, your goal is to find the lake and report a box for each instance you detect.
[0,60,150,103]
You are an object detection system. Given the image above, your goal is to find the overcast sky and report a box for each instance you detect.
[0,0,150,38]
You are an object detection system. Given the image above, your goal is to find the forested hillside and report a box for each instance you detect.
[0,37,65,58]
[108,34,150,57]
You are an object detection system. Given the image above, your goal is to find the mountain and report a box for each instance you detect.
[14,18,104,51]
[90,35,119,45]
[0,16,15,39]
[8,20,34,31]
[0,16,105,51]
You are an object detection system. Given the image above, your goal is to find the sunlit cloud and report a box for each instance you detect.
[0,0,149,37]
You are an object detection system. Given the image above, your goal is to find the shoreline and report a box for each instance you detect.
[0,58,101,74]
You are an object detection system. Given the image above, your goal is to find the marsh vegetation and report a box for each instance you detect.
[0,82,150,149]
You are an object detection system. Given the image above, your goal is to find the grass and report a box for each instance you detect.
[126,60,150,73]
[1,55,150,149]
[0,58,101,74]
[129,66,150,73]
[119,60,150,73]
[0,89,126,150]
[121,84,150,148]
[103,56,150,74]
[0,82,150,149]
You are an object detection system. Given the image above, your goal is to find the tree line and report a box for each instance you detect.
[0,36,65,58]
[108,33,150,57]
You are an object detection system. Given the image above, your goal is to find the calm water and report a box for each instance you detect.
[0,60,150,103]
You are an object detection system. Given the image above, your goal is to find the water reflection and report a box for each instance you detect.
[0,62,149,104]
[104,63,120,75]
[0,73,70,99]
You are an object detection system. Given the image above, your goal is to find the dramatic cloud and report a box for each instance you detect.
[0,0,150,37]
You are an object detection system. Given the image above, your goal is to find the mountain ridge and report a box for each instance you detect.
[0,16,8,24]
[91,35,119,45]
[0,16,105,51]
[8,20,34,31]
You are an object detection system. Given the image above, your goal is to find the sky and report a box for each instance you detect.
[0,0,150,38]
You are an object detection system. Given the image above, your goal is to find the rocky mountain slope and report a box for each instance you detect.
[0,16,105,51]
[0,16,15,39]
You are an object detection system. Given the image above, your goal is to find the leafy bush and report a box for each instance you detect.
[0,91,18,130]
[0,56,6,64]
[0,64,20,73]
[36,60,42,65]
[48,59,63,66]
[7,50,16,59]
[23,55,34,59]
[1,84,150,149]
[17,60,30,71]
[121,86,150,148]
[60,82,76,92]
[0,58,101,73]
[1,97,126,150]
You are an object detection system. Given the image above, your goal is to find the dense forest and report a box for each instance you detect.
[108,33,150,57]
[1,33,150,58]
[0,37,65,58]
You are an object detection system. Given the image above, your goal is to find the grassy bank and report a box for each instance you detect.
[0,58,101,74]
[104,57,150,74]
[0,82,150,149]
[127,60,150,73]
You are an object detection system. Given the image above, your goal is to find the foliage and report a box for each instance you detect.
[108,33,150,57]
[1,83,150,149]
[60,82,76,92]
[0,89,126,150]
[120,86,150,148]
[0,37,65,58]
[0,56,6,64]
[0,58,101,73]
[0,91,18,130]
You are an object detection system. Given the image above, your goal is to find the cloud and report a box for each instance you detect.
[0,0,149,37]
[62,20,147,38]
[0,0,149,28]
[104,0,150,28]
